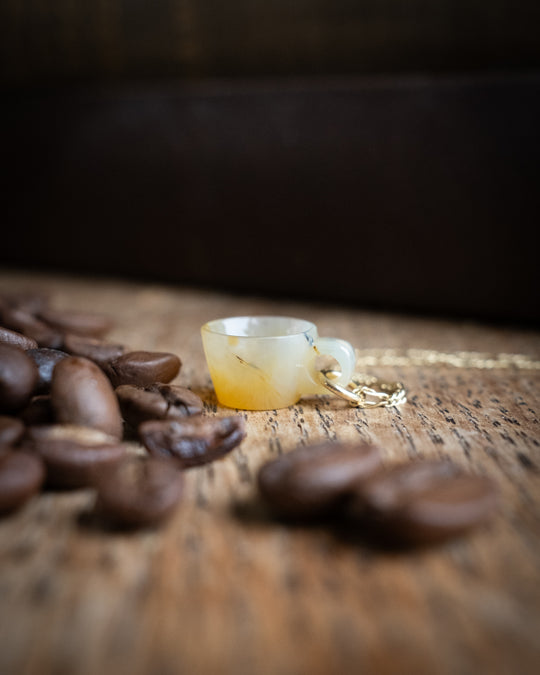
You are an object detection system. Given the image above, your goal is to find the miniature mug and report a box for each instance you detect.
[201,316,356,410]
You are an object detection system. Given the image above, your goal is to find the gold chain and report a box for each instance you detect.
[319,368,407,409]
[319,348,540,409]
[354,348,540,370]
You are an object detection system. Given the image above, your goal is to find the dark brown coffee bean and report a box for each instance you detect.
[258,441,383,518]
[139,415,246,468]
[26,423,116,445]
[0,344,39,413]
[51,356,123,438]
[0,306,63,349]
[64,333,126,368]
[347,460,462,516]
[116,385,167,424]
[27,348,69,394]
[25,424,126,488]
[0,451,45,514]
[0,326,38,350]
[94,456,183,528]
[38,307,113,338]
[154,383,203,416]
[346,460,498,545]
[0,416,25,448]
[20,395,55,426]
[379,473,500,545]
[116,383,203,427]
[106,351,181,387]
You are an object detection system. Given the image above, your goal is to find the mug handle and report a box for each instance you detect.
[310,337,356,393]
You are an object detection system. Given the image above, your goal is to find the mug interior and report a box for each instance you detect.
[203,316,315,339]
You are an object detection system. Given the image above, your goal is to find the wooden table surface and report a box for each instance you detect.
[1,269,539,675]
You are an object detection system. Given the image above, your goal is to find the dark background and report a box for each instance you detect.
[2,1,539,324]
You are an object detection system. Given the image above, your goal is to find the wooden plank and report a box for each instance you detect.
[0,269,539,675]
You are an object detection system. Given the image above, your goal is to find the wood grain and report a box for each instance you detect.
[1,269,539,675]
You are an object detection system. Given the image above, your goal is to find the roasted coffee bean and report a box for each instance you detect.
[27,348,69,394]
[116,383,203,427]
[106,351,181,388]
[156,383,203,416]
[38,307,113,338]
[346,460,498,545]
[116,385,166,425]
[0,326,38,350]
[64,333,125,368]
[20,395,55,426]
[376,473,499,545]
[347,460,461,515]
[0,306,63,349]
[258,441,383,518]
[26,424,126,488]
[0,451,45,514]
[51,356,123,438]
[26,423,117,446]
[139,415,246,468]
[0,344,39,413]
[0,416,25,449]
[94,456,184,528]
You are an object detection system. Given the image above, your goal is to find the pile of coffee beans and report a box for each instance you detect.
[0,291,246,527]
[258,442,499,547]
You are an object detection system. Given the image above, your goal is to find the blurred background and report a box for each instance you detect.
[2,1,539,324]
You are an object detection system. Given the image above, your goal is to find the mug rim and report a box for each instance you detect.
[201,315,316,339]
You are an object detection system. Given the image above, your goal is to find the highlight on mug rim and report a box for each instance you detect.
[201,316,317,340]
